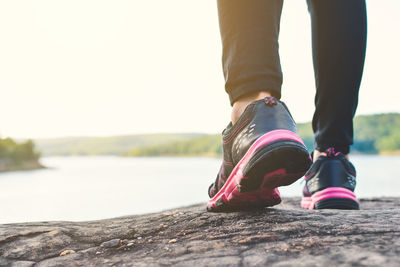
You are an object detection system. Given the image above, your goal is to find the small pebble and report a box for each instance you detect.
[127,242,134,247]
[60,250,75,256]
[100,239,121,248]
[168,239,177,244]
[96,251,102,255]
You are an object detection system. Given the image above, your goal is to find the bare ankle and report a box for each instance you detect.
[231,91,272,125]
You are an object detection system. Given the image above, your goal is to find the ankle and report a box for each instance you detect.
[231,91,272,125]
[313,150,349,162]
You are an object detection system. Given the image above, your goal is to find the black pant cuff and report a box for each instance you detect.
[228,80,281,106]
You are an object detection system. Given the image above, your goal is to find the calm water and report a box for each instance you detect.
[1,155,399,224]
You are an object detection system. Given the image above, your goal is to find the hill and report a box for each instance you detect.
[296,113,400,154]
[127,134,222,157]
[128,113,400,156]
[32,113,400,157]
[34,133,204,156]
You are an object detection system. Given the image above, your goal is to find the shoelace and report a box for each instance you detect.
[264,96,277,106]
[326,147,341,158]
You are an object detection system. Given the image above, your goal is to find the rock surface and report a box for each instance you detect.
[1,198,399,266]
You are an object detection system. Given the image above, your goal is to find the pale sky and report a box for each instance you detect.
[0,0,399,139]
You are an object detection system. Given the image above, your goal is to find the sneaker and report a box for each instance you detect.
[301,148,359,210]
[207,97,312,211]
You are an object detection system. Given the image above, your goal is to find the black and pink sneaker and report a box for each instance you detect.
[301,148,359,210]
[207,97,312,212]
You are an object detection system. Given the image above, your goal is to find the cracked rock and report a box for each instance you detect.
[0,198,399,266]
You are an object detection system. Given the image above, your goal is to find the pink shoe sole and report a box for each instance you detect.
[301,187,359,210]
[207,130,311,212]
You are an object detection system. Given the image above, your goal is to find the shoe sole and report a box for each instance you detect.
[301,187,359,210]
[207,130,311,212]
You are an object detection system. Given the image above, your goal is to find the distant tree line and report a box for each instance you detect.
[128,135,222,157]
[0,138,41,170]
[128,113,400,157]
[352,113,400,153]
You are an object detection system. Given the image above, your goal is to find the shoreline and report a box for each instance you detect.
[0,160,45,173]
[42,152,400,158]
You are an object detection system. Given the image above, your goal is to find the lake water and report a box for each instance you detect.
[1,155,399,224]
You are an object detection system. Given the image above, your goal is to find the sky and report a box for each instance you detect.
[0,0,399,139]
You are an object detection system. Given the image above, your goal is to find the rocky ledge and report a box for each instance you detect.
[1,198,399,266]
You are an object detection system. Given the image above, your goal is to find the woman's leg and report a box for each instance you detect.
[307,0,367,157]
[301,0,367,210]
[208,0,312,211]
[217,0,284,109]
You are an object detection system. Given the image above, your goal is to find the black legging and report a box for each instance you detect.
[217,0,367,154]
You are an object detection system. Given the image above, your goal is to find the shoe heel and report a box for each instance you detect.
[311,187,359,210]
[240,140,311,192]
